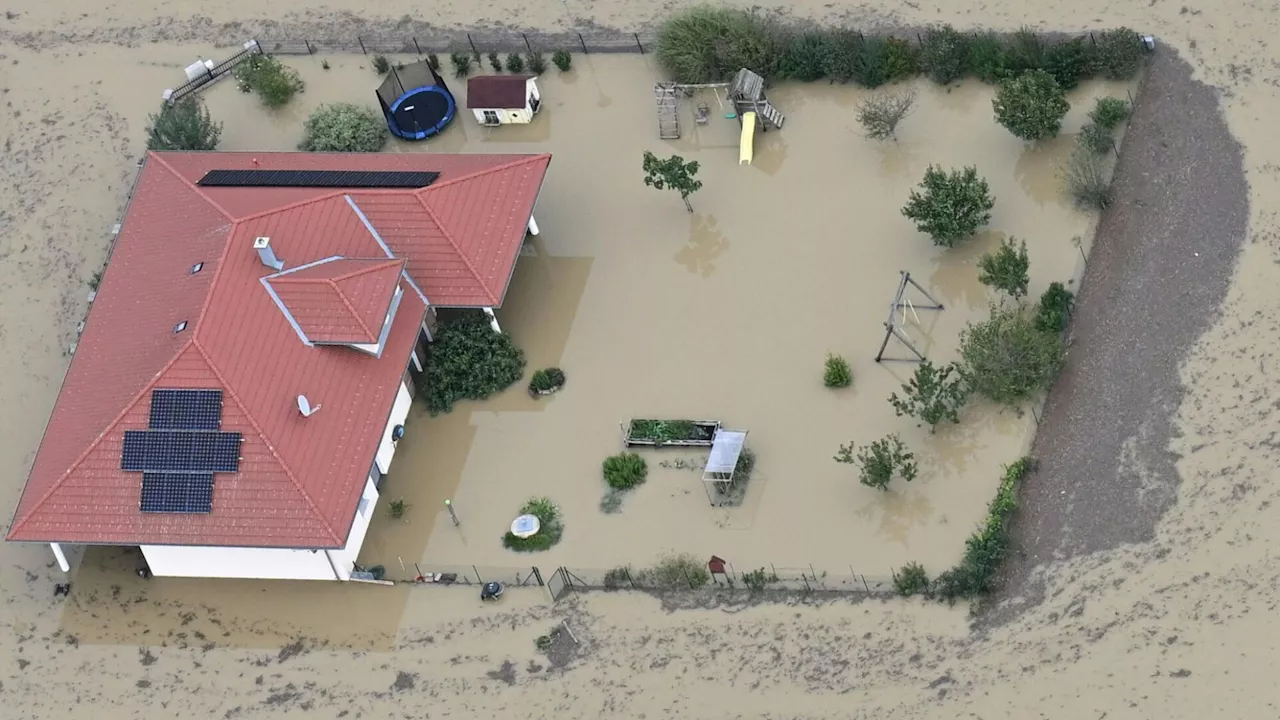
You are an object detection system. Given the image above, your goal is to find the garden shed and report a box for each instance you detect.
[467,75,541,126]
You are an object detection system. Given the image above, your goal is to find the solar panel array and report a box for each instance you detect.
[123,388,242,515]
[196,169,440,189]
[141,472,215,513]
[149,389,222,430]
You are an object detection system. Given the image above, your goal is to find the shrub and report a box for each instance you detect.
[856,89,915,140]
[1034,282,1075,333]
[933,458,1033,601]
[427,53,440,70]
[967,32,1008,83]
[894,562,930,596]
[1043,36,1095,90]
[233,55,304,108]
[993,69,1069,140]
[977,236,1031,299]
[742,567,779,593]
[629,420,704,444]
[506,53,525,73]
[901,165,995,247]
[372,55,391,74]
[387,498,408,519]
[1064,146,1111,210]
[450,51,473,77]
[528,367,566,395]
[882,37,919,81]
[780,30,830,81]
[599,490,624,514]
[1095,27,1143,79]
[888,360,968,431]
[552,49,572,72]
[527,51,547,74]
[1001,28,1044,76]
[1089,96,1130,129]
[1078,123,1114,154]
[634,552,710,589]
[488,52,503,72]
[822,29,863,83]
[146,98,222,151]
[834,434,918,490]
[603,452,648,490]
[418,311,526,415]
[298,103,387,152]
[959,304,1066,406]
[655,5,783,83]
[824,354,853,388]
[502,496,565,552]
[852,35,889,88]
[919,25,969,84]
[603,566,632,589]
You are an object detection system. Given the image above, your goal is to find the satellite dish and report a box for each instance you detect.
[297,394,321,417]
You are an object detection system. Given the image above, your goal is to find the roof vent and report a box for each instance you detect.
[297,394,321,418]
[253,236,284,271]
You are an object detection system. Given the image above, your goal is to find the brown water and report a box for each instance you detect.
[0,0,1278,716]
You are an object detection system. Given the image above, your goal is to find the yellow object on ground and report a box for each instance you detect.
[739,112,756,165]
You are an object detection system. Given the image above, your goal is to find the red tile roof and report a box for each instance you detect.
[266,257,406,344]
[466,75,535,109]
[7,150,550,548]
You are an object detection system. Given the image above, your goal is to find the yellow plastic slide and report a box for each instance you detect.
[739,112,756,165]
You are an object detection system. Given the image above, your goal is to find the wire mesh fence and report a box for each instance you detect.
[382,563,546,587]
[260,31,657,58]
[555,564,896,595]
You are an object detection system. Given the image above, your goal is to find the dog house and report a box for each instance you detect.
[466,75,541,126]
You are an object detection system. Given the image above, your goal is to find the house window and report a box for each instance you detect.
[191,262,204,274]
[482,110,500,125]
[173,321,188,333]
[358,497,371,517]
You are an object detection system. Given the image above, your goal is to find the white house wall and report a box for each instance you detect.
[471,108,533,125]
[326,476,379,579]
[141,542,338,580]
[375,382,413,474]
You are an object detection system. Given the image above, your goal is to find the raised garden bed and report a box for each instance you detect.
[624,419,720,448]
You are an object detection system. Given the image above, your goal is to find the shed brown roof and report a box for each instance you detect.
[7,150,550,548]
[466,75,535,109]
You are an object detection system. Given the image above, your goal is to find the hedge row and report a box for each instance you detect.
[656,6,1144,89]
[931,457,1035,601]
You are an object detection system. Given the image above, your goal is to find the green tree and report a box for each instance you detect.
[888,360,968,431]
[901,165,995,247]
[643,151,703,212]
[959,305,1065,406]
[1034,282,1075,333]
[835,434,918,490]
[298,103,387,152]
[993,69,1070,140]
[145,98,222,151]
[417,311,526,415]
[977,237,1030,299]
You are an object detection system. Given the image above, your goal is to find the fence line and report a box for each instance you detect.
[553,564,896,596]
[261,31,656,58]
[165,40,263,104]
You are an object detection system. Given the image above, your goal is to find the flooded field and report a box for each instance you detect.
[0,0,1277,715]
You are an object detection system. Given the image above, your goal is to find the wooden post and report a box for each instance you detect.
[635,33,644,53]
[468,33,479,56]
[413,37,422,55]
[523,32,532,52]
[358,36,367,55]
[472,565,483,584]
[578,32,588,54]
[305,39,314,55]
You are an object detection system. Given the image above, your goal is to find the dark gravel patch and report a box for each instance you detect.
[986,48,1248,623]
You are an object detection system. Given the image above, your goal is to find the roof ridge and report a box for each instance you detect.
[329,257,404,282]
[411,193,499,306]
[8,337,201,536]
[148,152,237,222]
[192,339,345,546]
[324,278,378,341]
[234,189,349,225]
[414,154,549,195]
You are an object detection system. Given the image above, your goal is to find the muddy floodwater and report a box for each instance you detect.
[0,0,1278,716]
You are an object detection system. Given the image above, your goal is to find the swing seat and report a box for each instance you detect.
[695,102,710,124]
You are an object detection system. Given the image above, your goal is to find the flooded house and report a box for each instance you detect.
[5,151,550,581]
[466,74,542,126]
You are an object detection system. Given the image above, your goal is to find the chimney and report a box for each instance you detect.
[254,236,284,271]
[297,394,321,418]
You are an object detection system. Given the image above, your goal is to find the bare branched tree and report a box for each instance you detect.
[856,90,917,141]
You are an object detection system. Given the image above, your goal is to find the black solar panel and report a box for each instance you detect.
[140,472,214,513]
[149,389,223,431]
[196,169,440,189]
[121,430,242,473]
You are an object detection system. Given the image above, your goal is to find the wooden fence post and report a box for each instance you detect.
[578,32,588,54]
[413,37,422,55]
[358,36,368,55]
[468,33,479,56]
[635,33,644,53]
[523,32,532,52]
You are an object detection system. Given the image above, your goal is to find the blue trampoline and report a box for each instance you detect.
[377,61,457,141]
